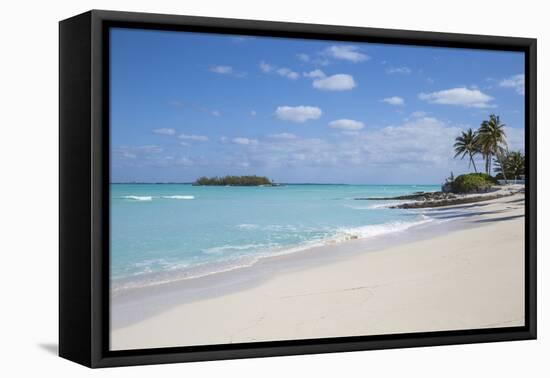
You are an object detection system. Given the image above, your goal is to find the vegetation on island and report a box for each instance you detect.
[446,173,498,194]
[193,175,275,186]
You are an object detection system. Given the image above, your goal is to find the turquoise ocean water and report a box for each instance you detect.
[111,184,439,289]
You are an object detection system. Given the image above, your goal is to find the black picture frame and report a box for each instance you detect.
[59,9,537,368]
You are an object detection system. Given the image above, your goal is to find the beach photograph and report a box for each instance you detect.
[109,28,526,351]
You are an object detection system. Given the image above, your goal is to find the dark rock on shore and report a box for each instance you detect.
[355,191,457,201]
[390,193,509,209]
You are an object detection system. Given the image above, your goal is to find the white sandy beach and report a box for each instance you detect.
[111,193,525,351]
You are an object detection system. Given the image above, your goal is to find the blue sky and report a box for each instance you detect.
[110,27,525,184]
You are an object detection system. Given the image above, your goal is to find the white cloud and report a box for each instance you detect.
[223,116,468,176]
[153,128,176,136]
[419,87,495,108]
[179,134,209,142]
[276,67,300,80]
[169,100,224,117]
[113,145,163,160]
[386,67,412,75]
[503,126,525,152]
[382,96,405,106]
[275,106,322,123]
[303,69,326,78]
[303,69,355,91]
[329,119,365,131]
[268,132,297,139]
[314,58,330,66]
[233,137,259,145]
[178,157,194,166]
[209,65,246,78]
[210,65,234,74]
[112,143,197,170]
[355,117,462,166]
[180,141,190,147]
[325,45,369,63]
[313,74,356,91]
[250,110,257,116]
[120,152,136,159]
[297,53,310,62]
[499,74,525,95]
[260,61,274,73]
[260,61,299,80]
[410,111,427,118]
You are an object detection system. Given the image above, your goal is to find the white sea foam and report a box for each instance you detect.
[162,195,195,200]
[344,204,372,210]
[211,218,434,261]
[122,195,152,201]
[344,201,417,210]
[330,217,433,242]
[203,243,277,255]
[236,223,260,230]
[367,201,415,209]
[111,256,261,293]
[112,216,437,292]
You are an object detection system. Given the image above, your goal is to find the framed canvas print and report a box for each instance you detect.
[59,10,536,368]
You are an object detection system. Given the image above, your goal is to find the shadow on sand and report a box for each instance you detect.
[473,214,525,223]
[37,343,58,356]
[428,209,505,220]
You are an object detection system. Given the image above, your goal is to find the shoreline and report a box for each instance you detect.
[111,216,432,294]
[111,193,525,350]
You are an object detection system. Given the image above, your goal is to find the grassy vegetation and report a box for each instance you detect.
[193,175,274,186]
[449,173,498,194]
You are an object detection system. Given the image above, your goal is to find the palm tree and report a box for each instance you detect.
[507,151,525,180]
[453,128,479,173]
[494,151,525,180]
[477,114,508,180]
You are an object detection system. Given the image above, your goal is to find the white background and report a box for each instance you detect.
[0,0,546,376]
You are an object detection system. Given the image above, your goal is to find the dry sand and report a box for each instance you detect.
[111,193,525,350]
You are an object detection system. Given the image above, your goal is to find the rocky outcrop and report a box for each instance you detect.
[390,193,510,209]
[356,191,457,201]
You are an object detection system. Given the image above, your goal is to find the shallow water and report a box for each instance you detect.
[110,183,440,287]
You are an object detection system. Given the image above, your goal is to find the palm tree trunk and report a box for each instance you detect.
[497,152,508,183]
[469,153,478,173]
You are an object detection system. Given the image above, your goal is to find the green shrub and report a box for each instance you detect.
[450,173,497,193]
[193,175,273,186]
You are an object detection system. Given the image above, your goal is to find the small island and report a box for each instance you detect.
[192,175,279,186]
